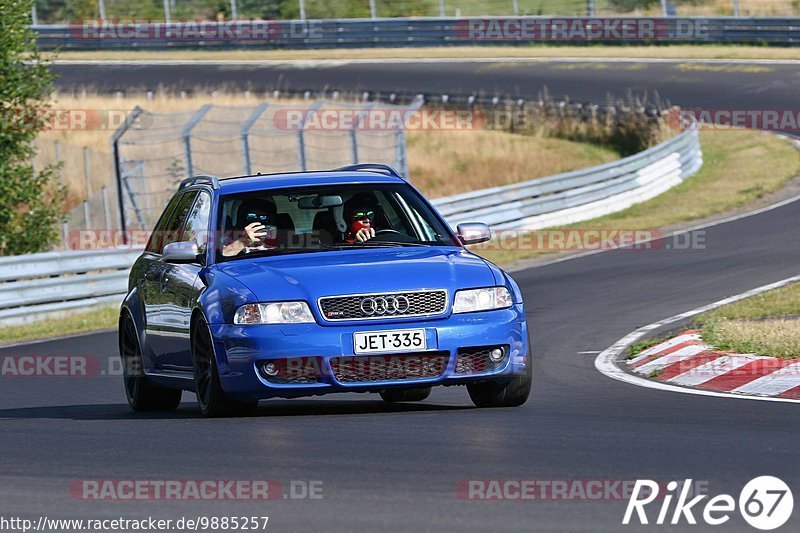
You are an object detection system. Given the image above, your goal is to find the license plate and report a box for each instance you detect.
[353,329,426,354]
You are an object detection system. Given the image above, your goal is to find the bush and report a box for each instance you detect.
[0,0,64,256]
[476,91,667,156]
[607,0,712,12]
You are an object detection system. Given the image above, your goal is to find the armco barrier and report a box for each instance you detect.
[0,129,701,327]
[33,18,800,50]
[0,249,140,327]
[431,128,702,230]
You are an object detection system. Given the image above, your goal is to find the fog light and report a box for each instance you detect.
[263,362,279,376]
[489,348,504,362]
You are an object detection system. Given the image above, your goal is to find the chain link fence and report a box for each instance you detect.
[112,98,420,232]
[34,140,120,249]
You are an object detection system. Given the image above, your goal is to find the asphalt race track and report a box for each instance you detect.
[1,59,798,531]
[52,58,800,113]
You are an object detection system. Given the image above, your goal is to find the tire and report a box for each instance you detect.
[192,317,258,418]
[467,351,532,408]
[379,386,432,403]
[120,313,182,412]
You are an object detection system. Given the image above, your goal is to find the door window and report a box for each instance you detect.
[182,191,212,254]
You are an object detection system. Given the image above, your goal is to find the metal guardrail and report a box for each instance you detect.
[0,129,701,327]
[0,249,140,327]
[33,18,800,50]
[432,127,702,231]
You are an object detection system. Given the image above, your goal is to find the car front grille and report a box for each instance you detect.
[259,357,321,384]
[330,352,449,383]
[455,346,507,375]
[319,290,447,321]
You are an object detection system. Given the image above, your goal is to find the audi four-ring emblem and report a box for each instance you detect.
[360,296,411,315]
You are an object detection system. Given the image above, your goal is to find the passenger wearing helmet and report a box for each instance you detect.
[344,206,379,243]
[222,198,279,256]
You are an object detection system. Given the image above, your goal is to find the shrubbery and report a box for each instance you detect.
[476,91,668,156]
[0,0,64,255]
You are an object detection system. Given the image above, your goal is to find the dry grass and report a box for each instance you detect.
[696,282,800,359]
[476,129,800,266]
[0,305,118,345]
[607,0,799,16]
[700,282,800,322]
[702,319,800,359]
[38,94,620,208]
[407,129,618,197]
[50,44,800,62]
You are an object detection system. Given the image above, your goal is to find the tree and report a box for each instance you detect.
[0,0,64,255]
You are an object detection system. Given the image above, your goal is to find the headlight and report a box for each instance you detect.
[234,301,315,325]
[452,287,513,314]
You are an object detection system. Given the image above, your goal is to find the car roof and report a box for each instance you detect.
[211,171,406,196]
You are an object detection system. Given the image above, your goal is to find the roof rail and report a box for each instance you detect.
[179,174,220,190]
[334,164,403,178]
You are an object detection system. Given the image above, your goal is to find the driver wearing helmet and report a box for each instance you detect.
[222,198,278,257]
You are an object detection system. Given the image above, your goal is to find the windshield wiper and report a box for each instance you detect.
[352,241,431,248]
[240,248,333,258]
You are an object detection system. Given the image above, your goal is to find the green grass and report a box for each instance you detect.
[476,129,800,266]
[628,335,671,359]
[699,283,800,322]
[0,306,119,345]
[695,283,800,359]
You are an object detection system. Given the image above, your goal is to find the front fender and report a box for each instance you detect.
[198,268,258,325]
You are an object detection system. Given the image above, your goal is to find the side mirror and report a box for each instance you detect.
[456,223,491,245]
[162,241,200,264]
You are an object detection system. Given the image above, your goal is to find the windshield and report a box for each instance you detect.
[217,183,458,261]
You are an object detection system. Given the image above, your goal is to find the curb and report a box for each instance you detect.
[628,330,800,400]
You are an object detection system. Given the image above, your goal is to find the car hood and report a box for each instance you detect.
[214,247,497,304]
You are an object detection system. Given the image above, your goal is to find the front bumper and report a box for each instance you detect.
[209,304,528,401]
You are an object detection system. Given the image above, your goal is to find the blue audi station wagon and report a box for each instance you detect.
[120,164,531,417]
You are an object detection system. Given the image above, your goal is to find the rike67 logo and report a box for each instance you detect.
[624,477,793,530]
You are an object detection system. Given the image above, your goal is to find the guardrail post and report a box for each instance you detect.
[102,186,112,229]
[350,103,376,164]
[182,104,213,179]
[31,3,37,25]
[111,106,144,244]
[240,102,268,176]
[83,201,91,230]
[82,147,92,227]
[733,0,740,16]
[369,0,376,19]
[438,0,445,17]
[587,0,595,17]
[513,0,519,16]
[297,101,322,172]
[299,0,306,20]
